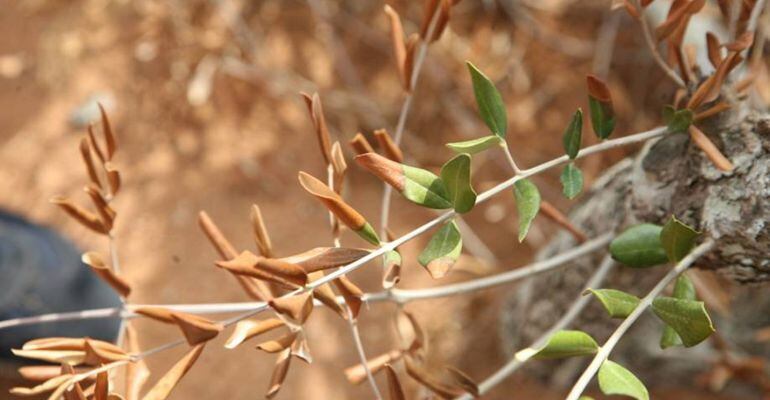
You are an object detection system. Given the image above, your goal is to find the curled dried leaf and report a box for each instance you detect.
[344,350,403,385]
[290,331,312,364]
[280,247,370,273]
[382,250,402,289]
[706,32,722,68]
[694,102,731,121]
[60,364,86,400]
[82,252,131,298]
[307,271,346,319]
[94,371,109,400]
[11,349,86,366]
[250,204,273,257]
[10,374,73,396]
[403,34,420,91]
[373,129,404,162]
[445,366,479,397]
[18,366,83,382]
[256,258,308,287]
[725,31,754,51]
[51,197,107,234]
[301,92,332,164]
[215,251,278,284]
[430,0,451,42]
[384,364,406,400]
[420,0,440,39]
[134,307,175,324]
[84,185,115,231]
[170,312,223,345]
[87,125,106,165]
[98,104,117,161]
[688,125,734,171]
[269,292,315,324]
[225,318,285,349]
[266,348,292,398]
[384,5,407,89]
[84,338,130,365]
[330,141,347,193]
[141,343,205,400]
[333,276,364,319]
[104,162,121,196]
[349,132,375,155]
[404,356,463,399]
[257,332,297,353]
[80,138,103,190]
[354,153,405,191]
[22,337,122,353]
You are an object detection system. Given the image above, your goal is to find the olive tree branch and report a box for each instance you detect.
[456,255,617,399]
[565,239,716,400]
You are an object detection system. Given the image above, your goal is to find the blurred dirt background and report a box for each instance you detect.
[0,0,765,399]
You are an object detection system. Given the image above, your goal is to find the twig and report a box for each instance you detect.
[456,255,617,399]
[565,239,716,400]
[366,234,612,304]
[634,0,687,88]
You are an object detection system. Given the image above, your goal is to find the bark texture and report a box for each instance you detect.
[500,109,770,391]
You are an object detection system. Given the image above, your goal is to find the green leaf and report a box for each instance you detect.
[418,220,462,279]
[588,96,616,140]
[401,165,453,209]
[560,163,584,199]
[513,179,540,242]
[609,224,668,268]
[531,330,599,359]
[467,62,507,138]
[665,108,694,133]
[579,397,595,400]
[562,108,583,159]
[585,289,641,319]
[356,222,381,246]
[660,275,697,349]
[662,105,676,124]
[652,297,715,347]
[660,216,700,262]
[446,135,502,154]
[440,154,477,214]
[598,360,649,400]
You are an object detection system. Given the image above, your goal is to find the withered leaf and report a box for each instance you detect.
[11,349,86,366]
[384,364,406,400]
[373,129,404,163]
[266,348,292,398]
[10,374,73,396]
[98,104,117,161]
[301,92,332,164]
[80,138,103,190]
[82,252,131,298]
[60,364,86,400]
[445,366,479,398]
[84,338,131,365]
[383,5,407,89]
[134,307,176,324]
[18,366,84,382]
[94,371,109,400]
[279,247,370,273]
[170,312,223,345]
[269,292,315,323]
[257,332,297,353]
[706,32,722,68]
[50,197,107,234]
[725,31,754,51]
[84,185,115,231]
[141,343,205,400]
[404,356,463,399]
[290,331,312,364]
[307,271,346,319]
[349,132,375,155]
[224,318,284,349]
[255,258,308,287]
[688,125,734,171]
[104,162,121,196]
[344,350,403,385]
[250,204,273,257]
[333,276,364,319]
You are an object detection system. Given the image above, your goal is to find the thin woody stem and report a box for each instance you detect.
[456,255,617,399]
[565,239,716,400]
[634,0,687,88]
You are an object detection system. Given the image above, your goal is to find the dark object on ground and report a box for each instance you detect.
[0,209,121,361]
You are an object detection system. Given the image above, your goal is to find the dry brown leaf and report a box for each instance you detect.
[12,349,86,365]
[50,197,107,234]
[290,331,312,364]
[279,247,370,273]
[84,185,115,231]
[87,124,106,165]
[269,292,315,323]
[307,271,346,319]
[420,0,440,39]
[330,141,347,194]
[98,104,117,161]
[404,357,463,399]
[125,323,150,400]
[301,92,332,164]
[726,31,754,51]
[80,138,103,190]
[430,0,451,42]
[170,312,223,345]
[384,364,406,400]
[141,343,205,400]
[104,162,121,196]
[349,132,375,155]
[694,101,732,121]
[250,204,273,257]
[94,371,109,400]
[257,332,297,353]
[298,172,367,231]
[60,364,86,400]
[373,129,404,163]
[17,366,85,382]
[255,258,308,287]
[403,33,420,91]
[689,125,734,171]
[215,250,275,282]
[333,276,364,319]
[344,350,403,385]
[224,318,285,349]
[10,374,73,396]
[445,366,479,397]
[266,348,291,398]
[82,252,131,298]
[134,307,175,324]
[354,153,405,191]
[84,338,131,365]
[706,32,722,68]
[384,5,407,89]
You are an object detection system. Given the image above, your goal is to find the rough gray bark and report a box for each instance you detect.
[500,109,770,392]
